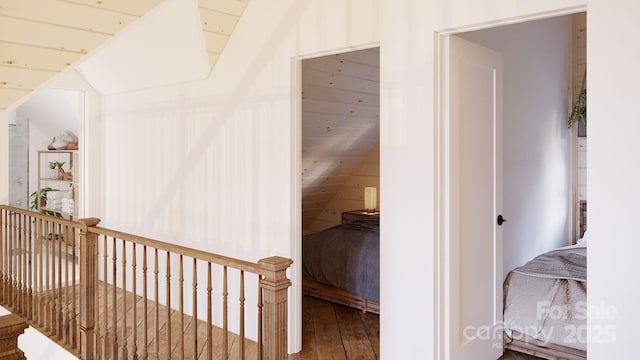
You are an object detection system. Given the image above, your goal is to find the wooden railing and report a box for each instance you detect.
[0,205,292,360]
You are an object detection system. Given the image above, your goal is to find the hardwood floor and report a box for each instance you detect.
[292,296,543,360]
[44,283,538,360]
[289,296,379,360]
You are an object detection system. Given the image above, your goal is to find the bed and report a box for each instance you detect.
[302,218,380,313]
[503,240,587,359]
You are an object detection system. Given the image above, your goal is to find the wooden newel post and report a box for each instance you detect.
[258,256,293,360]
[0,314,28,360]
[79,218,100,360]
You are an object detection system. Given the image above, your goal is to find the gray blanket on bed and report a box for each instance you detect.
[504,246,587,351]
[512,246,586,281]
[302,221,380,303]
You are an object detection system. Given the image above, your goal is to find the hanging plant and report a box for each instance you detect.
[568,88,586,129]
[568,70,587,130]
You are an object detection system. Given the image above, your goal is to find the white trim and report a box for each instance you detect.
[289,55,303,353]
[290,42,380,354]
[434,7,586,360]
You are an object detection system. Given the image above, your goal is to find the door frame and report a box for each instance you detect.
[434,7,586,359]
[290,42,380,354]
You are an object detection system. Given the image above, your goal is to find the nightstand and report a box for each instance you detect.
[341,210,380,224]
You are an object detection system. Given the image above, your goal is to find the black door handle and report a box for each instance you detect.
[497,215,506,226]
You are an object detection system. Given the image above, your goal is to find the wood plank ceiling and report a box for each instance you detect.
[301,48,380,232]
[0,0,248,112]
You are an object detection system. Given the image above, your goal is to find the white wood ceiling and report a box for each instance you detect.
[301,48,380,231]
[0,0,248,111]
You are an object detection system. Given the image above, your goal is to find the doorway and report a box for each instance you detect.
[438,12,585,360]
[294,46,380,354]
[10,87,86,218]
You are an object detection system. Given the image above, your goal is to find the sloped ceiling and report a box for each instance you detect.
[301,48,380,230]
[0,0,248,111]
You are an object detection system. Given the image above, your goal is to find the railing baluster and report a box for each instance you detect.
[37,217,43,327]
[70,225,77,350]
[207,262,212,360]
[257,277,263,360]
[9,212,14,310]
[0,209,7,304]
[94,235,101,360]
[45,219,51,333]
[27,215,33,321]
[57,222,63,339]
[166,251,172,359]
[132,243,138,360]
[18,214,29,316]
[0,209,4,304]
[240,270,245,360]
[121,239,128,360]
[154,248,159,360]
[179,254,184,360]
[111,236,119,359]
[64,224,70,345]
[223,266,228,360]
[192,258,198,360]
[24,214,33,320]
[102,235,109,360]
[142,245,148,360]
[17,214,21,313]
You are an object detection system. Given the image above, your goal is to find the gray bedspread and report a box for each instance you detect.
[302,221,380,303]
[504,245,587,351]
[512,246,586,281]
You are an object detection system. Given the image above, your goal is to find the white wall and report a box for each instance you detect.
[81,0,379,352]
[460,16,572,279]
[4,0,640,358]
[587,1,640,358]
[379,1,585,358]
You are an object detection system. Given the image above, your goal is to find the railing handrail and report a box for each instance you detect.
[0,205,286,278]
[89,225,274,277]
[0,205,77,228]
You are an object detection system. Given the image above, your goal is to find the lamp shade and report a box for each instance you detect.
[364,187,377,211]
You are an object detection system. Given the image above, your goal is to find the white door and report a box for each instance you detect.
[444,35,503,360]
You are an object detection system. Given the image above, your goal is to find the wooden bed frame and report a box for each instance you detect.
[302,277,379,314]
[506,331,586,360]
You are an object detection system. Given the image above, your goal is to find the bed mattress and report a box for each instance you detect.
[503,245,587,351]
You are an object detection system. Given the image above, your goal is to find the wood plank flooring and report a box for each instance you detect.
[39,283,540,360]
[293,296,541,360]
[290,296,379,360]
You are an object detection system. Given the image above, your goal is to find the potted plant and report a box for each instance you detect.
[48,161,66,179]
[29,187,62,217]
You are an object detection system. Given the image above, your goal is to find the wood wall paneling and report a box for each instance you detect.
[62,0,163,17]
[0,0,138,34]
[0,0,246,110]
[199,7,239,34]
[0,43,81,72]
[198,0,248,16]
[301,48,380,234]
